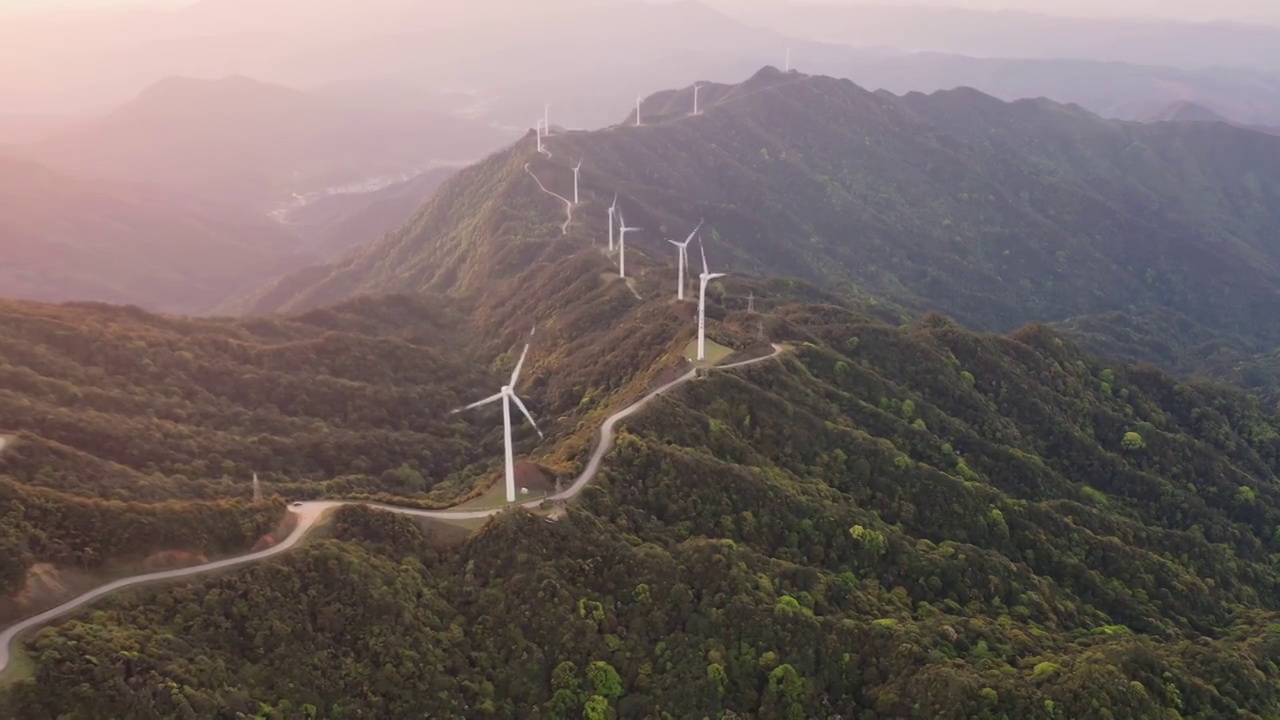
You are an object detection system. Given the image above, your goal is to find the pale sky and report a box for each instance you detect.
[1,0,1279,23]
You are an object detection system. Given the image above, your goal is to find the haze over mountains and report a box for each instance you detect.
[26,75,507,210]
[0,155,307,313]
[8,0,1280,132]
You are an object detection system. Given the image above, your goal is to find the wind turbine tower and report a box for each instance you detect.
[697,239,728,362]
[747,292,756,314]
[668,220,702,300]
[636,94,643,126]
[535,119,544,154]
[573,159,583,205]
[693,83,703,116]
[618,211,641,279]
[451,330,543,503]
[252,472,261,502]
[608,194,618,251]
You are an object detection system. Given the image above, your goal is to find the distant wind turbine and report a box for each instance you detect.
[697,238,728,362]
[618,210,641,279]
[693,83,703,116]
[636,94,643,127]
[668,219,702,300]
[607,194,618,251]
[451,329,543,503]
[572,159,583,205]
[535,119,544,154]
[747,291,756,314]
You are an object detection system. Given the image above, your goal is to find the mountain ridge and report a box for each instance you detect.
[248,69,1280,344]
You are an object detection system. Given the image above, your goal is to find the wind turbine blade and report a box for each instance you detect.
[700,239,709,275]
[452,392,503,413]
[668,238,681,247]
[684,220,703,245]
[708,273,728,281]
[509,343,531,386]
[610,193,617,210]
[510,393,543,438]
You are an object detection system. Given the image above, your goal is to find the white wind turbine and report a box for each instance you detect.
[635,94,643,126]
[451,331,543,503]
[693,83,703,116]
[607,194,618,251]
[697,238,728,362]
[617,210,641,278]
[668,219,702,301]
[535,119,544,154]
[572,159,583,205]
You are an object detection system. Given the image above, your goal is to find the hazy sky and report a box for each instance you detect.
[1,0,1279,23]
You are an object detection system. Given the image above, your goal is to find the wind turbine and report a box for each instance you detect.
[636,94,643,127]
[544,102,552,136]
[618,210,641,279]
[693,83,703,116]
[451,331,543,503]
[607,194,618,251]
[668,219,702,301]
[572,159,583,205]
[697,239,727,362]
[535,119,544,154]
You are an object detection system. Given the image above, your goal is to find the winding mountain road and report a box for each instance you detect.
[524,163,573,235]
[0,345,785,675]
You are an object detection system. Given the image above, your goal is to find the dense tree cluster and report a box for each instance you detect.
[0,478,283,596]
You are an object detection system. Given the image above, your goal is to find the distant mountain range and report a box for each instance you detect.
[1142,100,1280,135]
[24,75,511,210]
[10,0,1280,133]
[716,1,1280,73]
[0,155,307,314]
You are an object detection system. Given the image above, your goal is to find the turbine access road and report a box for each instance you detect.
[524,163,573,235]
[0,344,785,675]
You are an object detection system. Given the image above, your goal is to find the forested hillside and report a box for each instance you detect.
[10,64,1280,719]
[10,308,1280,718]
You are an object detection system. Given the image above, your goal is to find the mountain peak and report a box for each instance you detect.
[1144,100,1234,125]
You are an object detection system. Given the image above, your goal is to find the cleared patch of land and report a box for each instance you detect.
[683,338,735,366]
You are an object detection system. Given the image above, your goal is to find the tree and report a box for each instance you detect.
[1121,432,1146,450]
[708,663,728,697]
[587,661,623,699]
